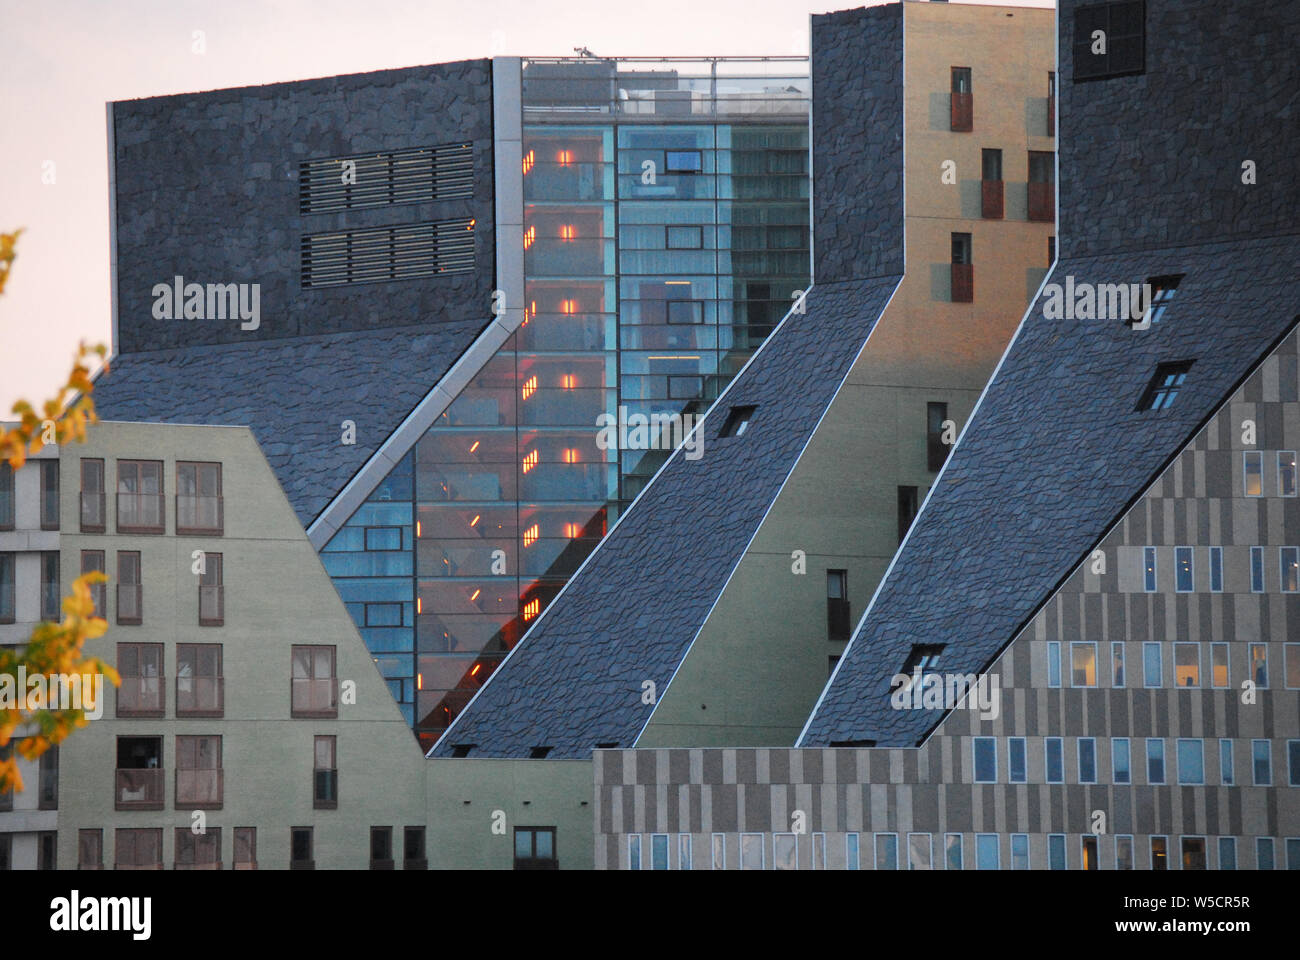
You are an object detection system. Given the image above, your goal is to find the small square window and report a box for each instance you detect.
[718,404,757,438]
[1136,361,1193,412]
[1133,274,1182,326]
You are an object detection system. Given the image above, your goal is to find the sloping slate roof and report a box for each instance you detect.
[801,235,1300,747]
[431,276,902,758]
[92,319,487,525]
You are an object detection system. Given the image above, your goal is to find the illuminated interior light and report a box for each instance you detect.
[417,673,423,690]
[467,218,475,230]
[562,448,579,464]
[470,589,481,603]
[557,149,573,166]
[470,664,482,678]
[664,280,690,285]
[647,355,701,361]
[560,299,577,314]
[523,598,540,621]
[564,522,581,539]
[523,224,536,250]
[559,224,577,241]
[522,150,535,175]
[469,440,480,453]
[417,597,423,614]
[416,520,422,537]
[522,523,539,547]
[522,449,539,474]
[470,514,480,527]
[561,373,577,389]
[521,374,538,400]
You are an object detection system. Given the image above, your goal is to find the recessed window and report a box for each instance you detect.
[1073,0,1145,82]
[1113,738,1131,784]
[1151,836,1168,871]
[826,570,850,642]
[973,737,997,783]
[175,735,223,809]
[950,233,973,302]
[290,827,314,870]
[1177,739,1204,785]
[980,149,1003,219]
[292,645,338,717]
[1209,546,1223,592]
[897,485,919,544]
[1218,837,1236,870]
[115,735,164,811]
[177,643,224,716]
[1250,642,1269,688]
[1134,274,1182,325]
[404,826,427,870]
[370,827,394,870]
[1045,737,1064,783]
[846,833,860,870]
[1174,643,1199,687]
[926,402,950,471]
[1143,642,1162,687]
[115,828,162,870]
[234,827,258,870]
[907,833,931,871]
[1116,835,1134,870]
[1047,834,1066,870]
[1142,546,1157,591]
[1136,361,1193,412]
[876,833,899,871]
[1071,642,1096,686]
[176,461,222,535]
[718,404,757,438]
[1078,738,1097,784]
[950,67,972,132]
[1257,838,1275,871]
[900,643,944,678]
[1280,547,1299,592]
[116,460,165,534]
[1211,643,1229,688]
[1047,640,1061,687]
[1243,451,1263,496]
[314,736,338,809]
[198,552,223,626]
[1181,836,1207,871]
[1082,835,1099,871]
[116,643,164,717]
[1281,451,1298,497]
[1112,641,1126,687]
[945,834,963,870]
[1174,546,1193,592]
[664,150,702,174]
[1288,740,1300,787]
[1146,738,1165,784]
[678,833,692,871]
[1251,546,1265,593]
[1220,739,1234,785]
[528,746,553,759]
[1253,740,1272,785]
[1008,737,1027,783]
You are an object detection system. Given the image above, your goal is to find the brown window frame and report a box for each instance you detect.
[950,233,973,303]
[314,735,338,810]
[174,826,222,870]
[81,549,106,619]
[513,826,558,870]
[198,552,224,626]
[403,826,427,870]
[39,459,60,531]
[292,644,338,718]
[115,735,165,811]
[950,66,973,131]
[79,458,106,533]
[175,734,223,809]
[115,642,164,718]
[115,459,165,535]
[116,550,143,626]
[114,828,163,870]
[1027,150,1055,222]
[176,461,224,536]
[233,826,258,870]
[176,643,224,717]
[826,570,850,642]
[980,148,1003,219]
[78,829,103,870]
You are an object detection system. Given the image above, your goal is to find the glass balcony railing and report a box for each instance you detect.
[175,768,223,808]
[199,585,224,626]
[292,678,338,718]
[176,495,223,535]
[80,491,105,532]
[176,677,224,716]
[116,492,165,534]
[115,768,164,810]
[117,583,143,625]
[117,676,164,717]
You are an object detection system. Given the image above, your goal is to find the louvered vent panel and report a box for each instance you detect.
[299,143,473,214]
[301,218,475,288]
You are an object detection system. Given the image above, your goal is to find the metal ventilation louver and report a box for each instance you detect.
[299,143,473,214]
[301,218,475,288]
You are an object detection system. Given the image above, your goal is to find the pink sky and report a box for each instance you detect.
[0,0,1051,413]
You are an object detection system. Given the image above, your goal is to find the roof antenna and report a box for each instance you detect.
[574,46,595,58]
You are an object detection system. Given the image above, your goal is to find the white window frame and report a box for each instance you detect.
[1143,546,1157,592]
[944,833,963,870]
[1252,739,1272,786]
[1008,736,1027,784]
[1045,737,1065,783]
[628,834,642,870]
[1078,737,1098,784]
[1046,641,1061,688]
[1143,641,1163,688]
[907,832,932,871]
[1112,641,1126,687]
[1174,545,1194,592]
[1288,740,1300,788]
[1112,737,1131,784]
[711,832,726,870]
[1219,739,1234,786]
[1151,835,1170,870]
[1115,834,1134,870]
[1070,641,1097,687]
[1243,450,1263,497]
[811,832,826,870]
[845,832,860,870]
[1211,642,1229,688]
[1217,836,1236,870]
[1280,451,1298,497]
[1208,545,1223,592]
[1176,738,1205,785]
[650,832,670,870]
[1047,833,1067,870]
[972,736,997,783]
[1281,546,1299,593]
[772,832,798,871]
[1173,641,1200,688]
[975,833,999,871]
[1249,642,1269,689]
[739,832,765,870]
[1256,837,1275,870]
[1146,738,1166,785]
[1081,834,1100,871]
[1179,835,1207,870]
[1250,546,1265,593]
[875,832,899,871]
[678,833,692,870]
[1287,643,1300,690]
[1010,833,1030,870]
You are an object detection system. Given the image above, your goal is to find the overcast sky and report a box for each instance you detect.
[0,0,1052,413]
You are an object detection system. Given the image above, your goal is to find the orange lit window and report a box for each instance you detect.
[559,224,577,241]
[521,375,538,400]
[562,448,580,464]
[522,150,535,175]
[417,673,423,690]
[557,149,573,166]
[522,449,539,474]
[469,588,482,603]
[561,373,577,389]
[560,299,577,314]
[467,218,475,230]
[522,598,540,621]
[522,524,539,548]
[563,523,581,539]
[523,224,536,250]
[417,596,423,614]
[469,514,481,528]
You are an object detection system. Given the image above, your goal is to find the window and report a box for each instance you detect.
[980,149,1003,219]
[314,736,338,809]
[290,827,313,870]
[176,735,222,808]
[950,233,973,303]
[198,552,223,626]
[1135,275,1182,326]
[975,834,999,870]
[38,745,58,810]
[81,550,105,618]
[1116,835,1134,870]
[945,834,963,870]
[740,833,763,870]
[773,833,797,870]
[115,828,163,870]
[926,401,950,471]
[1048,835,1066,870]
[664,150,701,174]
[651,833,669,871]
[846,833,860,870]
[1073,0,1145,82]
[1282,547,1299,593]
[233,827,257,869]
[1177,739,1204,785]
[1082,835,1099,871]
[896,644,944,694]
[897,486,918,543]
[116,642,164,717]
[79,458,105,532]
[1251,546,1266,593]
[1143,642,1162,687]
[1151,836,1168,871]
[40,551,59,622]
[177,643,223,716]
[39,460,59,530]
[1211,643,1229,688]
[0,461,12,529]
[1291,839,1300,870]
[1252,740,1271,786]
[1281,451,1298,497]
[1047,641,1061,687]
[628,834,642,871]
[718,404,756,438]
[1113,738,1131,784]
[666,225,703,250]
[78,829,103,870]
[1288,740,1300,787]
[1045,738,1064,783]
[1078,738,1097,784]
[950,67,972,131]
[116,459,164,533]
[1112,642,1126,687]
[38,831,57,871]
[826,569,850,641]
[973,737,997,783]
[1046,71,1056,135]
[1243,451,1263,496]
[115,736,164,810]
[678,833,692,870]
[404,826,427,870]
[1256,838,1274,871]
[0,552,13,624]
[1009,737,1027,783]
[1218,837,1236,871]
[875,833,899,870]
[370,827,394,870]
[1048,235,1056,266]
[1181,836,1206,871]
[175,827,221,870]
[176,461,223,534]
[1136,361,1193,412]
[711,833,725,870]
[117,550,142,625]
[292,645,338,717]
[1174,546,1193,592]
[1142,547,1157,592]
[1071,642,1096,686]
[1174,643,1199,687]
[667,299,703,324]
[1209,546,1223,592]
[1220,739,1234,786]
[1249,642,1268,688]
[1146,739,1165,784]
[907,833,931,870]
[1289,644,1300,689]
[1027,151,1054,222]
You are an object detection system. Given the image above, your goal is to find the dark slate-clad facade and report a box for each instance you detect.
[802,0,1300,748]
[111,59,495,353]
[431,6,908,759]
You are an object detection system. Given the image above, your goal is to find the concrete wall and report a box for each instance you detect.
[111,59,495,353]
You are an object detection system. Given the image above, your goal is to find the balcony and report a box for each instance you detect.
[951,263,974,303]
[199,585,224,626]
[981,180,1003,219]
[116,676,164,718]
[1028,182,1055,222]
[314,768,338,810]
[176,677,224,717]
[950,91,972,132]
[115,768,164,810]
[117,583,142,625]
[175,768,223,809]
[176,495,223,536]
[292,678,338,718]
[116,492,165,534]
[79,492,106,533]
